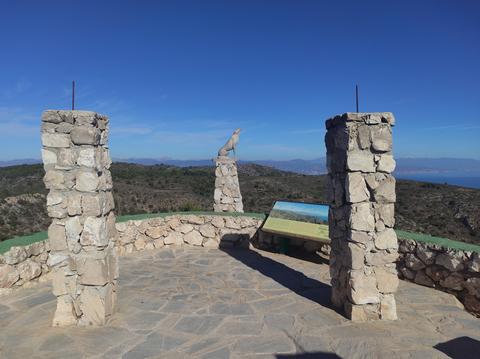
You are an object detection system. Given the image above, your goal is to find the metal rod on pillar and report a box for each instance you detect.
[72,81,75,110]
[355,84,359,113]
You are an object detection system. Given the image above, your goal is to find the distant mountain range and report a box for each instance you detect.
[2,157,479,188]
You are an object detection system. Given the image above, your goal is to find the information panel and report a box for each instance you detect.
[262,201,330,243]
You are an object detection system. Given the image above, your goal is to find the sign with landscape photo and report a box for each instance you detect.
[262,201,330,242]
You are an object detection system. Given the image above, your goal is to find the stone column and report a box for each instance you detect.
[41,110,118,326]
[325,112,398,321]
[213,156,244,213]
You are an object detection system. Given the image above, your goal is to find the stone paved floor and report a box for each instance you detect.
[0,247,479,359]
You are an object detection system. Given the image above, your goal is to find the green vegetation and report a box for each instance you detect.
[0,162,479,245]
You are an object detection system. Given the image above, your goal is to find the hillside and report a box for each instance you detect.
[0,163,479,244]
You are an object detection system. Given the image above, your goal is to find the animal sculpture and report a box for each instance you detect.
[218,128,241,157]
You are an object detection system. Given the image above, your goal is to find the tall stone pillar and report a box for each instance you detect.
[213,156,244,212]
[325,112,398,321]
[41,110,118,326]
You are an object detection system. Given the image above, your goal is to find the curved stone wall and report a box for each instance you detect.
[397,239,480,315]
[0,214,263,294]
[115,214,262,254]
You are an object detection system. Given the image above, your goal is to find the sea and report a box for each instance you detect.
[397,175,480,189]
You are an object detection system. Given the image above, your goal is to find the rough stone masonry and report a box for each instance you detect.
[326,112,398,321]
[41,110,118,326]
[214,156,244,213]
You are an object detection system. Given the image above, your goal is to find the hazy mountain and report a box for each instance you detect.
[0,159,41,167]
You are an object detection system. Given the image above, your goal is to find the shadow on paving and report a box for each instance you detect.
[220,246,340,314]
[434,336,480,359]
[277,353,341,358]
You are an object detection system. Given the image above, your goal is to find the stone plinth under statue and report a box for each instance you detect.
[214,156,244,213]
[213,129,244,213]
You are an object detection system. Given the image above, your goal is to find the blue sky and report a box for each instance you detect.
[0,0,479,161]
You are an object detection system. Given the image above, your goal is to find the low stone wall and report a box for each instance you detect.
[397,239,480,315]
[0,241,51,295]
[115,214,262,254]
[0,214,263,294]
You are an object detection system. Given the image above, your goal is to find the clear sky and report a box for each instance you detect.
[0,0,479,161]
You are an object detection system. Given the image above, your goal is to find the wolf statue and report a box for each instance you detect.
[218,128,241,158]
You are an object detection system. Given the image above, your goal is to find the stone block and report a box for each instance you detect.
[57,148,76,169]
[164,232,183,245]
[344,302,367,322]
[199,223,216,238]
[42,148,57,166]
[211,216,225,228]
[357,125,371,150]
[404,253,425,270]
[67,193,82,216]
[375,267,399,293]
[347,242,365,270]
[374,203,395,228]
[0,264,20,288]
[80,217,107,247]
[77,148,96,167]
[17,259,42,281]
[349,203,375,232]
[372,175,396,203]
[42,133,70,148]
[345,172,369,203]
[78,286,108,326]
[145,226,168,239]
[440,273,464,291]
[374,228,398,250]
[52,296,78,327]
[78,257,109,286]
[44,170,67,190]
[65,217,82,253]
[436,252,465,271]
[346,152,375,173]
[349,271,379,305]
[371,125,392,152]
[377,155,396,173]
[414,270,434,287]
[75,170,100,192]
[48,222,68,251]
[82,194,104,216]
[380,294,397,320]
[71,127,100,145]
[184,230,203,246]
[178,223,194,234]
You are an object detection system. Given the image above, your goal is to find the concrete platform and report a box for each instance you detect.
[0,247,478,358]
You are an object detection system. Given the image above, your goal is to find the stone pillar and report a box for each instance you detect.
[41,110,118,326]
[325,112,398,321]
[213,156,244,213]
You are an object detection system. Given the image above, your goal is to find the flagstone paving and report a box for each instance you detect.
[0,247,479,358]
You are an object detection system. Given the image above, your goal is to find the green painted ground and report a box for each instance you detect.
[1,211,479,255]
[395,230,480,253]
